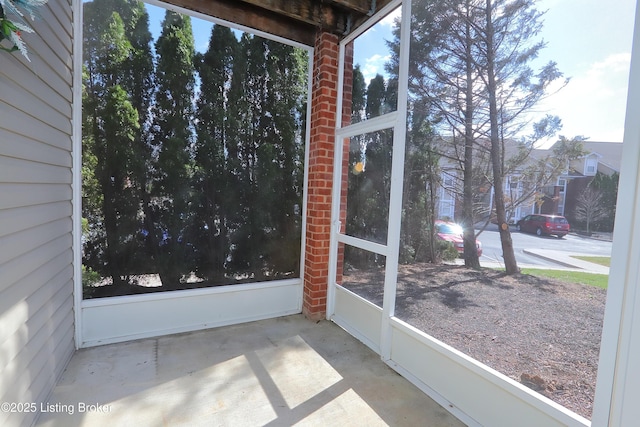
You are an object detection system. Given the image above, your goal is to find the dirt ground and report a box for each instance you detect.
[342,263,606,420]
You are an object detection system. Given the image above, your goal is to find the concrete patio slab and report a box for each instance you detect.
[36,315,466,427]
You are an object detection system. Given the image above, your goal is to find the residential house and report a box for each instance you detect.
[437,140,623,226]
[436,138,547,224]
[556,141,622,221]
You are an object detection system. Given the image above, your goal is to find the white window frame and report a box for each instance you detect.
[592,6,640,424]
[585,155,598,175]
[73,0,314,347]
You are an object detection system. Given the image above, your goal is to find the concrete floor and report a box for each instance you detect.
[36,315,466,427]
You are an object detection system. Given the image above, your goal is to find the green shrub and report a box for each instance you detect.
[437,240,459,261]
[82,265,103,298]
[82,265,102,287]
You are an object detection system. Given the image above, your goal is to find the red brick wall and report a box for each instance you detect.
[302,31,348,321]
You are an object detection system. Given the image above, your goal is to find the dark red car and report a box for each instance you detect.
[515,214,570,238]
[435,220,483,257]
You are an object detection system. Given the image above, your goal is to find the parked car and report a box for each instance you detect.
[515,214,570,238]
[435,220,483,257]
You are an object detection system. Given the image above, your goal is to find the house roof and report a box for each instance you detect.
[533,141,623,174]
[160,0,395,46]
[579,141,623,173]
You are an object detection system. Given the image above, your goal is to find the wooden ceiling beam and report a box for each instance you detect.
[166,0,318,46]
[329,0,375,16]
[159,0,398,45]
[237,0,343,28]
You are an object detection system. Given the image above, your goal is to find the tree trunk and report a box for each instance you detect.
[427,155,439,263]
[485,0,519,274]
[463,4,480,269]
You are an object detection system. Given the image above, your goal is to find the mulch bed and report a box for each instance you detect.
[342,263,606,420]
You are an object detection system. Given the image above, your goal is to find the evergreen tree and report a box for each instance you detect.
[346,74,393,267]
[377,37,442,264]
[82,0,155,294]
[220,34,308,279]
[366,74,387,119]
[82,8,142,288]
[589,171,619,232]
[224,34,264,276]
[246,36,273,278]
[81,66,104,282]
[351,65,366,124]
[386,7,456,265]
[117,4,155,270]
[225,33,251,276]
[82,3,309,292]
[400,98,441,263]
[152,10,196,287]
[226,36,308,279]
[259,40,308,276]
[344,65,369,263]
[362,75,393,243]
[100,85,141,285]
[192,24,237,282]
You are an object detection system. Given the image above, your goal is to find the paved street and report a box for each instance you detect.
[475,224,612,272]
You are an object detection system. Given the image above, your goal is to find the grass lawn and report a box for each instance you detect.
[520,268,609,289]
[571,255,611,267]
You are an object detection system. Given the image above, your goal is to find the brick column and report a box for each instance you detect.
[302,31,341,321]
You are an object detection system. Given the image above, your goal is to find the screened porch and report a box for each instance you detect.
[2,0,640,426]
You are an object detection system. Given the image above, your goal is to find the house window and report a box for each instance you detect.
[585,157,598,175]
[558,178,566,193]
[443,173,454,187]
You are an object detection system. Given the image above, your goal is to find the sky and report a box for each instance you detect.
[533,0,636,146]
[350,0,636,147]
[143,0,636,147]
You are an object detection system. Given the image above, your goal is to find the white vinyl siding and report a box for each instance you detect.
[0,0,76,426]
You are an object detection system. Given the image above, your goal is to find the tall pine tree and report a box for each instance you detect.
[192,25,238,282]
[345,73,393,266]
[152,10,196,287]
[83,6,144,289]
[259,40,308,277]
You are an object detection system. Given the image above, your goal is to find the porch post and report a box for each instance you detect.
[592,2,640,424]
[302,30,341,320]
